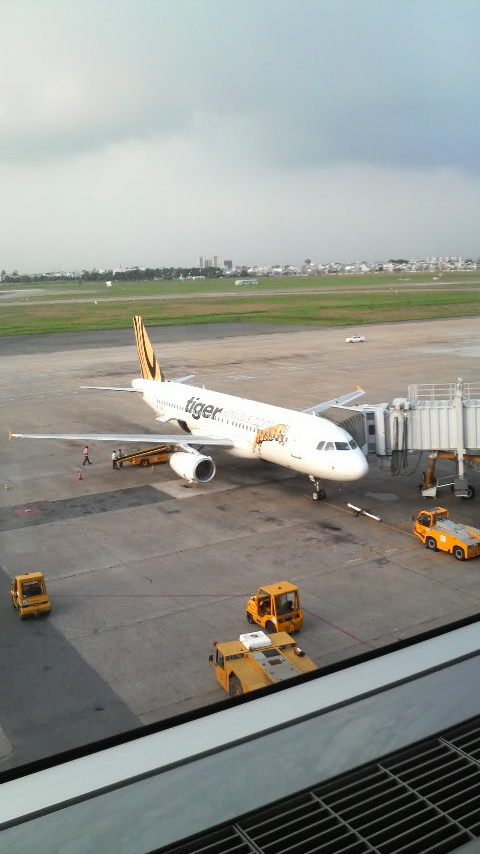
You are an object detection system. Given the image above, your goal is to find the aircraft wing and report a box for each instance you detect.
[9,431,234,449]
[303,386,365,415]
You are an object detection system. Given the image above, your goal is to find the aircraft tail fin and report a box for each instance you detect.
[133,316,166,382]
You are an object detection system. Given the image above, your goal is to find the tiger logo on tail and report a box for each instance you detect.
[133,316,166,382]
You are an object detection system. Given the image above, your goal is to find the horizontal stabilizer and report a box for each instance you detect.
[81,375,194,392]
[172,375,195,384]
[81,386,139,392]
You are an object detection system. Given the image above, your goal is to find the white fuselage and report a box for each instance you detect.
[132,378,368,483]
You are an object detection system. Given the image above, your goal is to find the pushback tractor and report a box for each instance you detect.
[413,507,480,561]
[209,631,317,696]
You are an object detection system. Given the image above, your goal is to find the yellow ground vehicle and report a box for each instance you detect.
[10,572,51,618]
[413,507,480,561]
[118,446,169,467]
[246,581,303,633]
[129,451,168,467]
[209,631,317,696]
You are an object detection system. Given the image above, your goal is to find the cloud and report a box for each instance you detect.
[2,1,479,170]
[0,0,479,270]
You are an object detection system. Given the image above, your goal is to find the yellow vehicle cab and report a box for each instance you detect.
[10,572,51,618]
[246,581,303,633]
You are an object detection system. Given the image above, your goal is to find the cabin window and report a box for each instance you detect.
[276,592,298,614]
[22,581,43,597]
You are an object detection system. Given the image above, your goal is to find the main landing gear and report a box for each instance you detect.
[310,476,327,501]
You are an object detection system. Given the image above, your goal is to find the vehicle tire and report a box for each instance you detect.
[453,546,465,561]
[141,458,149,467]
[426,537,437,551]
[246,612,254,624]
[266,621,276,634]
[229,677,242,697]
[461,485,476,501]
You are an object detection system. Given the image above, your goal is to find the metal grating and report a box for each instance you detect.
[157,716,480,854]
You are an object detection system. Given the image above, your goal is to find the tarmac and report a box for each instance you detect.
[1,316,480,770]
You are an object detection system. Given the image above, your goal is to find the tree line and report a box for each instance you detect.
[1,266,226,284]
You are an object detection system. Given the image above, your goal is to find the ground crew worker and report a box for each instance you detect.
[83,446,92,465]
[112,450,118,470]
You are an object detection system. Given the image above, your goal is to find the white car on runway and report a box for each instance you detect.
[345,334,365,343]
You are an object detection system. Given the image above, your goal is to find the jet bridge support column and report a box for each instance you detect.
[422,452,438,490]
[454,378,468,497]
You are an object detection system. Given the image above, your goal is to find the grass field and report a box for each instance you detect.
[1,272,479,336]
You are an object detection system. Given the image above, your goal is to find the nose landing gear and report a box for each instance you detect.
[310,476,327,501]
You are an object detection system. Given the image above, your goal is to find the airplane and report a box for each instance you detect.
[10,316,368,499]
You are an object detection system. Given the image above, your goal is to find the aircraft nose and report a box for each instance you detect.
[351,450,368,479]
[357,451,369,477]
[336,450,368,481]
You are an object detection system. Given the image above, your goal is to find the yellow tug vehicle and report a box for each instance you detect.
[246,581,303,634]
[413,507,480,561]
[10,572,51,618]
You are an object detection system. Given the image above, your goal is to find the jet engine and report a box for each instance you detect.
[169,451,216,483]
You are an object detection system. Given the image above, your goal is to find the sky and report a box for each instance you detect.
[1,0,479,273]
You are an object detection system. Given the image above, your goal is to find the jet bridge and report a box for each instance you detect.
[328,378,480,500]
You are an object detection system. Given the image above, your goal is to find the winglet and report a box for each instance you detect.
[133,316,166,382]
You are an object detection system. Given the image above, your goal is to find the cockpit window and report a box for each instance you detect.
[316,441,325,450]
[349,439,358,449]
[334,442,349,450]
[324,442,334,451]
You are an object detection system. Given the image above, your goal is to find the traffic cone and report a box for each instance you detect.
[5,482,9,491]
[78,471,83,481]
[151,464,155,473]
